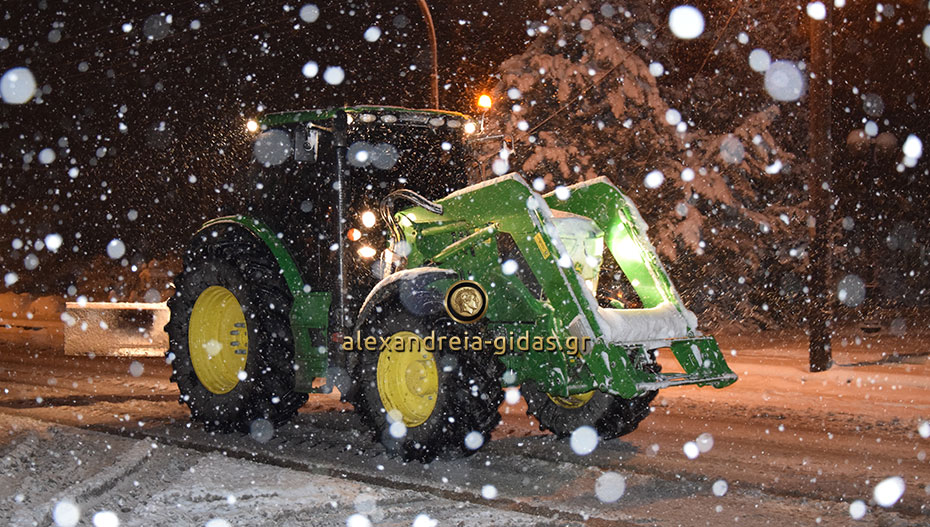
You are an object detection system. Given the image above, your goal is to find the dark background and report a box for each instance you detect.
[1,0,928,325]
[0,0,543,297]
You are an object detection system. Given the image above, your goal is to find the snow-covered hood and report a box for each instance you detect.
[595,301,698,344]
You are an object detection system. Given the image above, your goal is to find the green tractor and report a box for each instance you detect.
[165,106,736,461]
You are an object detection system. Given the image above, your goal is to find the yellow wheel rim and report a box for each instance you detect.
[548,390,595,409]
[188,286,249,394]
[376,331,438,427]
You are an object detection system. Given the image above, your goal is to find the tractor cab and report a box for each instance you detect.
[244,106,481,330]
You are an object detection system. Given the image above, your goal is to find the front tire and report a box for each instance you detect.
[165,224,307,432]
[353,294,503,462]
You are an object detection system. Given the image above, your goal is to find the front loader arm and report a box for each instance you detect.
[396,173,736,397]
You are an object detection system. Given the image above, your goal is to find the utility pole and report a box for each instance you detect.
[808,4,833,372]
[416,0,440,109]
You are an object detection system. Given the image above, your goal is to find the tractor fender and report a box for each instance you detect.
[334,267,458,403]
[356,268,459,327]
[198,216,307,298]
[196,216,331,385]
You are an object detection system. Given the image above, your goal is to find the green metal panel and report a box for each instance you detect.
[543,177,681,311]
[199,216,330,388]
[404,175,605,345]
[391,175,736,398]
[395,176,621,395]
[669,337,737,388]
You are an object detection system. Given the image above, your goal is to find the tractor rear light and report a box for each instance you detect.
[347,228,362,241]
[245,119,259,133]
[358,246,377,258]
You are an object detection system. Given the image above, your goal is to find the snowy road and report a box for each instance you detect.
[1,332,928,526]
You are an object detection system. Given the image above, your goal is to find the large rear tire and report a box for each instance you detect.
[165,224,308,432]
[353,294,503,462]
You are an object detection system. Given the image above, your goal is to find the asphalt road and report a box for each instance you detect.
[1,332,928,526]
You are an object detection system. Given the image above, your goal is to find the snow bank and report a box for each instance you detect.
[63,302,168,357]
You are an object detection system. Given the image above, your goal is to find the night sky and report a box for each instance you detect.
[0,0,541,294]
[1,0,928,316]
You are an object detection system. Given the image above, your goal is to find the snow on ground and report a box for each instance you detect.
[0,322,928,525]
[0,415,561,527]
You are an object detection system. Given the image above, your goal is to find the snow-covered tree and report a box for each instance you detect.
[480,0,812,328]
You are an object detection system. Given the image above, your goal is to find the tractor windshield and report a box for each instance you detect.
[340,110,479,198]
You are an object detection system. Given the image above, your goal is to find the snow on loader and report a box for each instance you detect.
[165,106,736,461]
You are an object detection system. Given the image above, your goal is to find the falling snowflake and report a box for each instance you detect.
[323,66,345,85]
[595,472,626,502]
[0,67,37,104]
[696,432,714,453]
[363,26,381,42]
[38,148,56,164]
[849,499,867,520]
[302,61,319,78]
[412,514,438,527]
[464,430,484,450]
[644,170,665,189]
[806,2,826,20]
[501,259,519,275]
[388,420,406,438]
[902,134,923,160]
[837,274,866,307]
[764,61,805,102]
[129,361,144,377]
[668,6,705,40]
[345,514,371,527]
[873,476,905,508]
[44,233,63,252]
[570,425,598,455]
[683,441,699,459]
[299,4,320,23]
[748,49,771,72]
[918,421,930,439]
[92,511,119,527]
[106,239,126,259]
[52,500,80,527]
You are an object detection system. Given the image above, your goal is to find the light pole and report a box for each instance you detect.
[416,0,440,109]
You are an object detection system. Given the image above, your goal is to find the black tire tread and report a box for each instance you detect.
[523,381,657,440]
[353,298,504,462]
[165,224,307,433]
